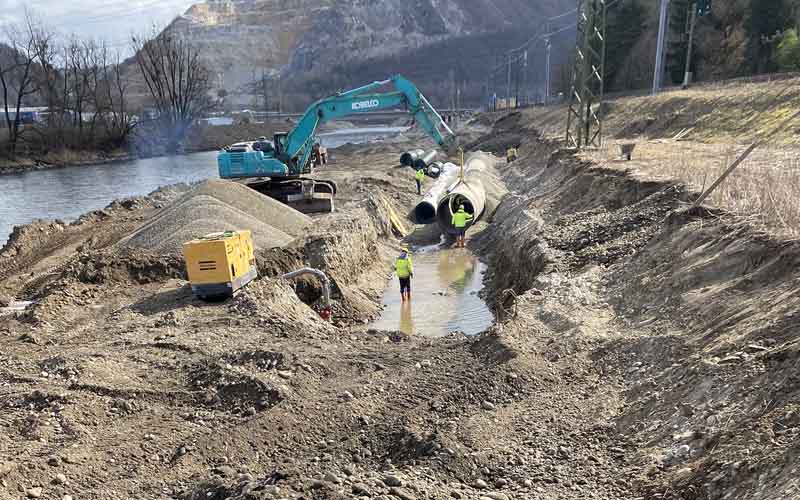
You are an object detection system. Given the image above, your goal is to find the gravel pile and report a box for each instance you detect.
[120,180,310,254]
[190,180,310,237]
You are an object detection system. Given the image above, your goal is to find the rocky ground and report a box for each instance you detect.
[2,113,799,500]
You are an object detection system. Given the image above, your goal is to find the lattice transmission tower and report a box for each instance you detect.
[565,0,607,149]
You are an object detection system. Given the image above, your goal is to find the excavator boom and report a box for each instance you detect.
[218,75,457,213]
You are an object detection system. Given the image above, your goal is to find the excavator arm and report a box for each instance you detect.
[278,75,457,175]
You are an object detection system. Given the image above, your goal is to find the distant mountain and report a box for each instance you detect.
[167,0,572,109]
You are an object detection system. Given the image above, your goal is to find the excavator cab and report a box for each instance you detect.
[273,132,288,158]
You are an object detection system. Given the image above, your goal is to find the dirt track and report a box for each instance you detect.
[2,116,799,500]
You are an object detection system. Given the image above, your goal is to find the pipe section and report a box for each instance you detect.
[436,153,494,235]
[282,267,332,321]
[412,150,438,171]
[399,149,425,167]
[413,162,460,224]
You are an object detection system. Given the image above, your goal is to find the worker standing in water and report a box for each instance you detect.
[452,205,473,248]
[414,167,425,194]
[394,247,414,302]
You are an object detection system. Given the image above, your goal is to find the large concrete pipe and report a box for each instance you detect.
[412,150,438,171]
[426,161,444,178]
[436,153,494,235]
[413,163,460,224]
[399,149,425,167]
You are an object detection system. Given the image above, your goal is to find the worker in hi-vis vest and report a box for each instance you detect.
[394,247,414,302]
[414,167,425,195]
[452,205,473,248]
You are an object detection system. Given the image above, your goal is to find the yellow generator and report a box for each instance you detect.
[182,230,257,299]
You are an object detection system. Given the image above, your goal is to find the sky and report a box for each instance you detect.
[0,0,194,51]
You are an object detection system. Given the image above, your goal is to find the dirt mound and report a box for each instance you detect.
[61,248,185,285]
[464,112,528,154]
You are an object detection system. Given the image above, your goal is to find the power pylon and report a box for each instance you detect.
[565,0,607,149]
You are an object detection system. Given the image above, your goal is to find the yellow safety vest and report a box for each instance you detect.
[395,257,413,278]
[452,211,473,228]
[415,169,425,182]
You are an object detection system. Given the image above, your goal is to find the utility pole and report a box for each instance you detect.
[544,38,552,105]
[261,70,269,117]
[652,0,670,94]
[523,50,528,106]
[278,75,283,114]
[456,82,461,128]
[683,2,698,88]
[565,0,608,149]
[506,53,512,103]
[514,55,520,108]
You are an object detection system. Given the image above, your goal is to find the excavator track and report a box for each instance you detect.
[243,177,337,214]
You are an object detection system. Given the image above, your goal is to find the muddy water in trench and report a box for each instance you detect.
[369,248,494,337]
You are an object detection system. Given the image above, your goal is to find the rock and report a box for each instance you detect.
[0,461,17,477]
[481,401,496,411]
[342,391,355,401]
[383,475,403,487]
[277,370,293,379]
[310,479,325,489]
[324,472,342,484]
[63,496,73,500]
[494,478,508,488]
[522,479,533,487]
[343,466,355,476]
[213,465,237,478]
[389,487,417,500]
[451,491,463,499]
[0,294,10,307]
[486,493,509,500]
[262,485,280,495]
[26,487,43,498]
[474,479,489,489]
[352,483,371,496]
[54,473,67,485]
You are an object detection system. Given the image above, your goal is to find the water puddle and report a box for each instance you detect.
[369,248,494,337]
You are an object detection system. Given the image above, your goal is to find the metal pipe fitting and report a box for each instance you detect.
[282,267,332,320]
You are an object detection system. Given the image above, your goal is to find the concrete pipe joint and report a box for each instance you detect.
[436,153,491,235]
[400,149,425,167]
[413,163,460,224]
[412,150,438,171]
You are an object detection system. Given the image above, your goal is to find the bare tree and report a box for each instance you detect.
[96,43,135,148]
[132,26,212,151]
[0,21,40,158]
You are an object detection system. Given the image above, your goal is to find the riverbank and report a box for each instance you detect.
[0,122,285,176]
[0,119,405,176]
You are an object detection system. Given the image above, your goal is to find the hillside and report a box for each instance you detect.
[168,0,568,109]
[605,0,800,92]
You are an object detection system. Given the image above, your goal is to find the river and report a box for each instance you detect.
[0,127,407,246]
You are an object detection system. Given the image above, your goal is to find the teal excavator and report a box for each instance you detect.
[217,74,458,213]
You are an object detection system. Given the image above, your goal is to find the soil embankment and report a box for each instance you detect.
[1,113,799,500]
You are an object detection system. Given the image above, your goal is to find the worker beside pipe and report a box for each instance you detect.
[394,247,414,302]
[452,205,473,248]
[414,167,425,195]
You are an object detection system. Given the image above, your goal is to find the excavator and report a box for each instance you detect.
[217,74,458,213]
